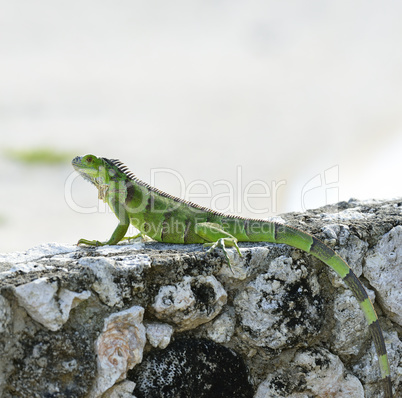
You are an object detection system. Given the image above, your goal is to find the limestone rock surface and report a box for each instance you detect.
[0,199,401,397]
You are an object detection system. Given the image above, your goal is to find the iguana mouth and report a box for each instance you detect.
[71,156,82,168]
[72,156,97,185]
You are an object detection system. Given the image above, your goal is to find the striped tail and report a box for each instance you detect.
[273,223,392,397]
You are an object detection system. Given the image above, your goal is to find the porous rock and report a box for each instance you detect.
[0,199,401,397]
[151,275,227,331]
[145,322,174,349]
[234,255,323,351]
[364,225,402,325]
[254,347,365,398]
[90,306,146,398]
[14,277,91,331]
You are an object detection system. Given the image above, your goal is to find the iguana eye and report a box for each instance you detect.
[86,156,93,163]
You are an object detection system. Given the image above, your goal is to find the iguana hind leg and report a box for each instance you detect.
[121,232,147,242]
[194,222,242,269]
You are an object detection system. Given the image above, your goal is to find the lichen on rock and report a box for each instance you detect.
[127,338,253,398]
[234,255,323,351]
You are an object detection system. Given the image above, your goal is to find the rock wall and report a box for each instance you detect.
[0,199,401,397]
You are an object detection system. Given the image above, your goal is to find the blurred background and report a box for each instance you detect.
[1,1,402,253]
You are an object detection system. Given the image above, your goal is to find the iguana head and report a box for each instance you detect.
[73,154,137,203]
[72,154,105,186]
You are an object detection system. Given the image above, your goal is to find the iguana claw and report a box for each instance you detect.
[204,238,242,273]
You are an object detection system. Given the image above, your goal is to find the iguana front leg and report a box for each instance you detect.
[78,200,130,246]
[194,222,242,269]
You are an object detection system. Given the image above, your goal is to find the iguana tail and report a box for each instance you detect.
[272,223,392,397]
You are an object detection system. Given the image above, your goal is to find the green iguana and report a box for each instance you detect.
[72,154,392,397]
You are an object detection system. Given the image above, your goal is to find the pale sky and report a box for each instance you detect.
[1,1,402,252]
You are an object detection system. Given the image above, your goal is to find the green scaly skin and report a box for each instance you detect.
[72,154,393,397]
